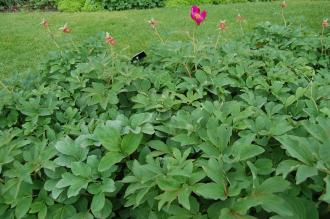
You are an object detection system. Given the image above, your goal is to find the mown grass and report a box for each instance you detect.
[0,0,329,77]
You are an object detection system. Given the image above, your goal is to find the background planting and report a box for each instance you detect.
[0,0,275,11]
[1,1,329,77]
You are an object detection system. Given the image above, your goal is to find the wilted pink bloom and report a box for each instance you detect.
[105,32,116,45]
[59,23,71,33]
[236,14,244,22]
[322,19,329,28]
[148,18,157,29]
[41,18,49,28]
[191,5,207,25]
[280,1,287,8]
[219,20,226,30]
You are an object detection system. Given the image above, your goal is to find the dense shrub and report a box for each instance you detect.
[0,0,274,11]
[56,0,165,12]
[57,0,85,12]
[28,0,56,9]
[0,0,24,10]
[165,0,274,7]
[81,0,103,12]
[0,0,56,10]
[102,0,165,11]
[0,22,330,218]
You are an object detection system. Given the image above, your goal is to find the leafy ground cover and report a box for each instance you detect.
[0,0,329,78]
[0,2,330,218]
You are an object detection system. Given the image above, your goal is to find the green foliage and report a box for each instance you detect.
[0,22,330,218]
[165,0,192,7]
[57,0,85,12]
[102,0,165,11]
[165,0,251,7]
[56,0,165,12]
[0,0,25,10]
[0,0,56,10]
[0,0,286,11]
[81,0,103,11]
[29,0,57,9]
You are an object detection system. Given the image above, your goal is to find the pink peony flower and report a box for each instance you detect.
[191,5,207,25]
[41,18,49,28]
[219,20,226,30]
[105,32,116,45]
[322,19,329,28]
[59,23,71,33]
[148,18,157,29]
[280,1,287,8]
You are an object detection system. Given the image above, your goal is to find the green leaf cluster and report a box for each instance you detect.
[0,23,330,218]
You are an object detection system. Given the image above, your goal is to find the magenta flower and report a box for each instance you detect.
[191,5,207,25]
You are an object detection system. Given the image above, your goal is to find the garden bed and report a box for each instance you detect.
[0,3,330,217]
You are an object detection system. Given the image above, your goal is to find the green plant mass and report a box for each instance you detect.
[1,12,330,217]
[1,0,330,218]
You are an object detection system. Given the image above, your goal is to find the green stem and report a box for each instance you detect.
[310,79,319,112]
[239,21,244,36]
[184,63,192,78]
[154,27,164,43]
[70,37,79,52]
[321,27,325,56]
[110,46,116,59]
[192,25,198,54]
[192,25,199,72]
[109,46,116,84]
[281,8,287,27]
[215,30,222,48]
[47,27,60,49]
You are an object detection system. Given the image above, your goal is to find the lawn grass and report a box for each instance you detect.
[0,0,329,78]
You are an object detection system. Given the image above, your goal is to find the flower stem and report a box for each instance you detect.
[190,25,199,73]
[281,8,287,27]
[184,63,192,78]
[108,46,116,59]
[70,37,79,52]
[309,79,319,112]
[154,27,164,43]
[239,21,244,36]
[321,27,325,56]
[215,31,222,48]
[107,46,116,84]
[47,27,60,49]
[192,25,198,54]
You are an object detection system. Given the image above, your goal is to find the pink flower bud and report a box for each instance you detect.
[148,18,157,29]
[41,18,49,28]
[59,23,71,33]
[280,1,287,8]
[219,20,226,30]
[105,32,116,46]
[322,19,329,28]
